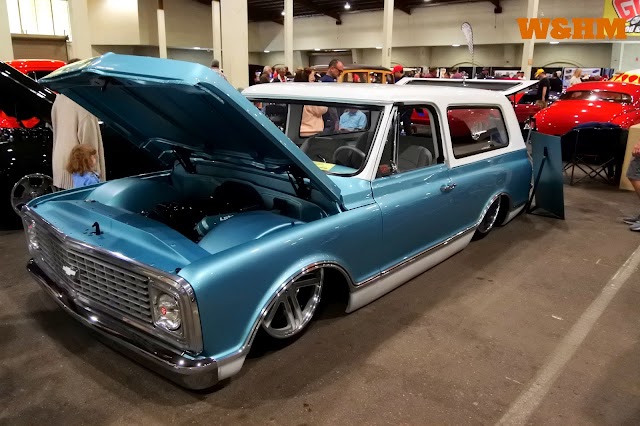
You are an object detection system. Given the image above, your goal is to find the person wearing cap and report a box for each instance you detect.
[535,68,550,109]
[392,65,404,83]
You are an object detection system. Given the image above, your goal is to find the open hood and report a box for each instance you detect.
[0,61,56,125]
[396,77,539,96]
[39,53,343,207]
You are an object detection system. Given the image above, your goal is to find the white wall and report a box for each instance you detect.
[617,43,640,71]
[137,0,158,46]
[88,0,140,45]
[164,0,212,48]
[533,43,612,67]
[248,0,604,53]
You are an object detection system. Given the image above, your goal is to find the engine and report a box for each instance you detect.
[143,181,266,242]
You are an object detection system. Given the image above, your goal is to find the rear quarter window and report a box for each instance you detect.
[447,107,510,158]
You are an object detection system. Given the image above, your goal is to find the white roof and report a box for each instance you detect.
[242,82,509,105]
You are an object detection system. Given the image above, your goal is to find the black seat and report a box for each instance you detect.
[300,136,342,163]
[333,132,372,169]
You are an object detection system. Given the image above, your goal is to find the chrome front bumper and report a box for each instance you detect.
[27,259,219,390]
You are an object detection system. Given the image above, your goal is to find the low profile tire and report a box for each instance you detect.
[473,197,502,241]
[11,174,54,215]
[261,269,323,340]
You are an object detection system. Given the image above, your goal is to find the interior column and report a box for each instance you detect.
[0,0,13,61]
[381,0,394,68]
[221,0,249,87]
[212,0,222,66]
[157,0,167,59]
[284,0,293,72]
[68,0,93,59]
[520,0,539,78]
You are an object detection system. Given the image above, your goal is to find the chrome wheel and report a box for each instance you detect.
[11,174,54,215]
[476,197,502,235]
[262,269,323,339]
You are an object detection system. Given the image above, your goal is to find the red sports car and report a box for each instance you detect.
[533,81,640,135]
[6,59,66,80]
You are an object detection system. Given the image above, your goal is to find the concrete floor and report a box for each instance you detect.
[1,183,639,425]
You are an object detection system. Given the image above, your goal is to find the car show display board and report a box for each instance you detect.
[528,131,565,220]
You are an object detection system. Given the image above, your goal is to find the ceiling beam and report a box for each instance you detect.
[295,0,342,24]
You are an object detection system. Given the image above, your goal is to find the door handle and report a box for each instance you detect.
[440,183,457,193]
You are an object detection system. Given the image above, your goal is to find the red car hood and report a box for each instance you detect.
[534,100,628,135]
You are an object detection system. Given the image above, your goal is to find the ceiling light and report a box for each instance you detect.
[344,2,351,9]
[281,11,285,16]
[424,0,431,2]
[375,46,382,49]
[549,41,559,44]
[264,50,270,53]
[452,44,460,47]
[314,48,321,51]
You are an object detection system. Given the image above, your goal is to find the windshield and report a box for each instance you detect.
[560,90,632,103]
[253,99,383,176]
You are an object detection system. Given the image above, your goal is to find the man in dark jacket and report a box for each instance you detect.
[550,71,563,93]
[535,69,551,109]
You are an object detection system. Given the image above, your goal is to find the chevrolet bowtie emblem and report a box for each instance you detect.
[62,265,78,279]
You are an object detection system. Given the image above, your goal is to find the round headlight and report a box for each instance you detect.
[155,293,181,331]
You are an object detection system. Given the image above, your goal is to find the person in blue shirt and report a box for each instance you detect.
[66,144,101,188]
[339,109,367,131]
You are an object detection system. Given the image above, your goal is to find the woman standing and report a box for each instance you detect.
[569,69,582,87]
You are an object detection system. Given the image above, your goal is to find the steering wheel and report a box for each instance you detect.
[333,146,366,168]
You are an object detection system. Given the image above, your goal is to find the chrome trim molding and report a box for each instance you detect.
[22,206,203,355]
[347,228,475,312]
[27,259,218,390]
[503,203,525,225]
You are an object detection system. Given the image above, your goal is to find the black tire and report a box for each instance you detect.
[472,197,502,241]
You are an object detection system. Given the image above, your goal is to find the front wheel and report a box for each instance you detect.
[473,197,502,241]
[261,269,323,340]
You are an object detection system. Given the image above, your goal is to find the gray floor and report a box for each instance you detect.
[1,183,639,425]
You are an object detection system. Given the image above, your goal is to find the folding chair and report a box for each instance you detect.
[562,123,623,185]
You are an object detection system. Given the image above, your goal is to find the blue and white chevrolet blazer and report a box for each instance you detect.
[22,54,532,389]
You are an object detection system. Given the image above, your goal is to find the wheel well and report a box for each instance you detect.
[496,194,511,226]
[319,267,351,313]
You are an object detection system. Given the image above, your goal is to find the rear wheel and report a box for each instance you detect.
[11,174,54,215]
[473,197,502,241]
[261,269,323,339]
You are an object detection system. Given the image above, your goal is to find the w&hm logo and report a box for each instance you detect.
[517,18,627,40]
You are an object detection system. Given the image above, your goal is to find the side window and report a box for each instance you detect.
[447,107,509,158]
[344,72,367,83]
[376,105,444,178]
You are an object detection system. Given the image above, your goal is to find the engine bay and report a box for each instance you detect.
[139,180,317,243]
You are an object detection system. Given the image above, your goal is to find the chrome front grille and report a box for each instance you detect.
[33,225,153,324]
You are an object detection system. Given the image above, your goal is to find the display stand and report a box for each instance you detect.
[526,131,565,220]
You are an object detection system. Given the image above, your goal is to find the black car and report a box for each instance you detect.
[0,61,165,227]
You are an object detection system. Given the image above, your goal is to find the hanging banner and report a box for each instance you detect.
[604,0,640,36]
